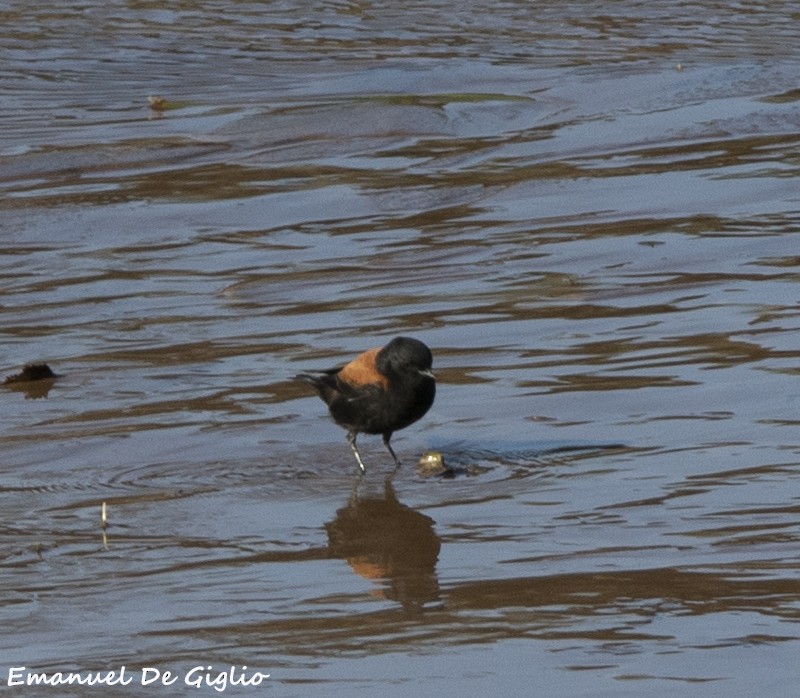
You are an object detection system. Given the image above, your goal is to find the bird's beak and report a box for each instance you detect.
[420,368,435,379]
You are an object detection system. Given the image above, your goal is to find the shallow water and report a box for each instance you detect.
[2,1,800,695]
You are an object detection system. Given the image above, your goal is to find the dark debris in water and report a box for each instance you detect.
[3,363,59,399]
[4,363,58,383]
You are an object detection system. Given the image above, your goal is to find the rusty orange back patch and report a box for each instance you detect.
[338,347,389,388]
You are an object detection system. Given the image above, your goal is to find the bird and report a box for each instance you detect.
[296,337,436,472]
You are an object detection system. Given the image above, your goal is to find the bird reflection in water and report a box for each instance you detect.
[325,477,441,614]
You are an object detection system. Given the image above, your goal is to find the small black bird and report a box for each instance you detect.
[297,337,436,472]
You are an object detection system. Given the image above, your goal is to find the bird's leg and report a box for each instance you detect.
[382,432,402,468]
[347,431,367,473]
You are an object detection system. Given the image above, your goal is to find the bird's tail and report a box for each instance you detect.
[295,371,322,383]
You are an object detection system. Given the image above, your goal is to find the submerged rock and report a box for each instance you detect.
[417,451,456,477]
